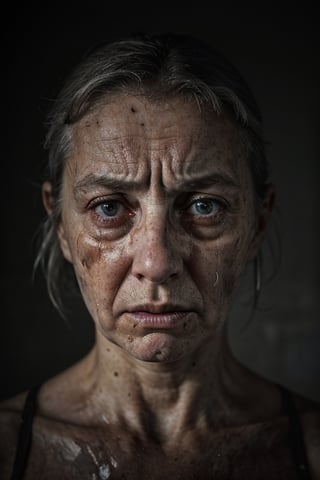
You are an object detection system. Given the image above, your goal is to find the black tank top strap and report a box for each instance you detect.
[10,383,42,480]
[278,384,313,480]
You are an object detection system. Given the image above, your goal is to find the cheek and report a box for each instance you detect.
[71,232,129,314]
[194,233,250,304]
[217,235,252,295]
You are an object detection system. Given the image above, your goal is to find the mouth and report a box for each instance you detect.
[124,304,195,328]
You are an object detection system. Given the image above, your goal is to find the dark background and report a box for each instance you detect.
[2,5,319,401]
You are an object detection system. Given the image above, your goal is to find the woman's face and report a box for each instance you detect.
[52,94,266,363]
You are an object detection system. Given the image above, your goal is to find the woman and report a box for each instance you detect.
[1,32,319,479]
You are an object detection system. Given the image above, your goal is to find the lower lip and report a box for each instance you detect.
[125,311,192,328]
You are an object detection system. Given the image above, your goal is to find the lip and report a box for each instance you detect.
[124,305,194,328]
[127,303,189,314]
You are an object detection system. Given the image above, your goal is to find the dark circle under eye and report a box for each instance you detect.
[99,201,119,217]
[192,199,217,216]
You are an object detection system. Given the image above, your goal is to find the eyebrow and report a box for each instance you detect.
[74,174,143,194]
[73,172,240,196]
[177,173,240,190]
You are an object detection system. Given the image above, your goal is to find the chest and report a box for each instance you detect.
[24,425,300,480]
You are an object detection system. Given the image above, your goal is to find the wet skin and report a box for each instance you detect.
[56,94,264,364]
[1,94,319,479]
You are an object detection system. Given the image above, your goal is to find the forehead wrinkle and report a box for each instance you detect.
[69,95,247,196]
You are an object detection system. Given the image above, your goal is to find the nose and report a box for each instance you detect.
[131,215,183,284]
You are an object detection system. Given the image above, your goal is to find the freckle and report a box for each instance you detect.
[127,392,131,397]
[114,371,119,377]
[133,323,137,328]
[130,106,136,113]
[106,348,110,352]
[96,120,100,125]
[140,122,145,126]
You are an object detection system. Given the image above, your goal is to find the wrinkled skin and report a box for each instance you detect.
[56,94,264,363]
[1,95,319,480]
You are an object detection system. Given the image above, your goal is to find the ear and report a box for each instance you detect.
[42,181,73,264]
[246,183,276,263]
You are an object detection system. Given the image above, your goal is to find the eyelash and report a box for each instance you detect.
[87,195,228,227]
[184,196,227,216]
[88,196,134,227]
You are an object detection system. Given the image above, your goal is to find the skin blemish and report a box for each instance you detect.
[130,106,136,113]
[113,371,119,377]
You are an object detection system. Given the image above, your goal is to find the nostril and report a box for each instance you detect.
[131,230,184,283]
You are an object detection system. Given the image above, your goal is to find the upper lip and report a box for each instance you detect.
[127,304,191,314]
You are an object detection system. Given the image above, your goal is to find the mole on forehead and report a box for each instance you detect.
[73,117,239,158]
[76,93,231,137]
[70,95,245,174]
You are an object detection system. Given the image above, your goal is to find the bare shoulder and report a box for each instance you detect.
[0,389,28,434]
[0,390,28,479]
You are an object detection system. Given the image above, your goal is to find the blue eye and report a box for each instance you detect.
[190,198,220,216]
[96,201,121,217]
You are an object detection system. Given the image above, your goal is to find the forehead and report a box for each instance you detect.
[67,94,248,183]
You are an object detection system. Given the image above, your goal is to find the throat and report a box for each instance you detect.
[80,330,282,446]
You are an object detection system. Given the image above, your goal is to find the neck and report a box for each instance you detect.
[78,325,280,444]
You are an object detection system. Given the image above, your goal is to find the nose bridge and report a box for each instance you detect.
[131,206,182,283]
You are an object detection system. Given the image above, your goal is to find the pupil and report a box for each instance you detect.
[102,202,118,216]
[196,200,213,214]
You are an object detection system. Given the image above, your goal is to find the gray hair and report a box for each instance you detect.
[35,32,270,315]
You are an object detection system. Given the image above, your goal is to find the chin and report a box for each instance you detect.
[123,332,195,363]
